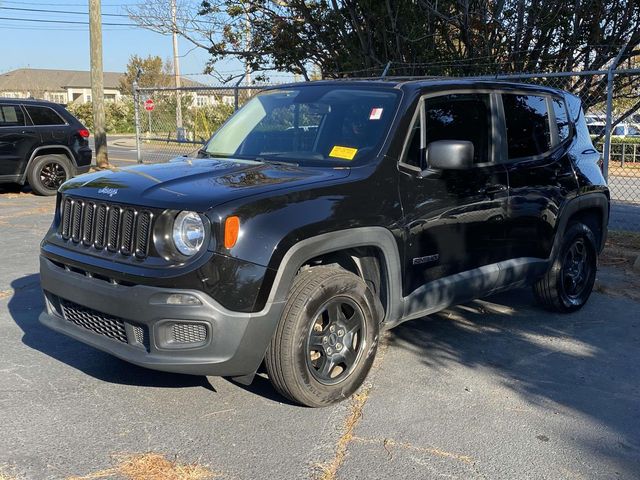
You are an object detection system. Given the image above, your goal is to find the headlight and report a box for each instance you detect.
[172,211,205,256]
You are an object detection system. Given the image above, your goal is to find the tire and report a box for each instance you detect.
[27,154,73,196]
[533,222,598,313]
[265,266,380,407]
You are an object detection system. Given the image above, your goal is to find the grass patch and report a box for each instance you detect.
[69,453,220,480]
[606,230,640,252]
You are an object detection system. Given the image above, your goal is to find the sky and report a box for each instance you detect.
[0,0,278,85]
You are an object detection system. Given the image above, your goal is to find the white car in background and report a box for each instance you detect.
[587,121,640,137]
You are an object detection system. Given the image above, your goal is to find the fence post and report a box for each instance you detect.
[602,70,615,181]
[233,76,244,111]
[602,43,628,181]
[133,79,143,164]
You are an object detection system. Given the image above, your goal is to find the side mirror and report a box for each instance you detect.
[425,140,474,170]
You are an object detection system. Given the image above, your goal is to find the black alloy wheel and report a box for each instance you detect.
[533,222,598,313]
[265,266,381,407]
[306,297,367,385]
[561,237,594,300]
[28,154,73,196]
[40,161,67,190]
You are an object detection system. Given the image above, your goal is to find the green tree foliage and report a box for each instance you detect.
[129,0,640,110]
[119,54,173,96]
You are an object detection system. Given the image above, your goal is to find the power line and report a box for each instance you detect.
[0,1,132,6]
[0,22,129,31]
[0,6,129,17]
[0,5,217,25]
[0,15,134,27]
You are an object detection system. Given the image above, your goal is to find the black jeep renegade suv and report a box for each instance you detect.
[39,80,608,407]
[0,98,91,195]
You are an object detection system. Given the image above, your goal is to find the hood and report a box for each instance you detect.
[60,158,351,211]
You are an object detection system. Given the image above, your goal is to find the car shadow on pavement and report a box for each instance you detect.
[387,287,640,472]
[8,274,215,391]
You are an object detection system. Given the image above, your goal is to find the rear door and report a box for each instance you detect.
[0,104,38,177]
[23,104,69,143]
[398,90,510,298]
[500,92,578,260]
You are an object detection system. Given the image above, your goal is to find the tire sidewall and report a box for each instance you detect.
[289,273,379,406]
[28,155,72,196]
[554,223,598,311]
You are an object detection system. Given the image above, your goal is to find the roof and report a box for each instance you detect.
[0,68,122,91]
[0,97,60,105]
[265,78,568,96]
[0,68,206,92]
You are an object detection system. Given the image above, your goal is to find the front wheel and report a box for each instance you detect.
[265,266,380,407]
[533,222,598,313]
[27,155,73,196]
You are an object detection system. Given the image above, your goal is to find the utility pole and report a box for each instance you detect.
[244,10,251,85]
[171,0,184,141]
[89,0,109,168]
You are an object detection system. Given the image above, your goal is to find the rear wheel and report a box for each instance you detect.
[265,266,380,407]
[533,222,598,312]
[27,154,73,196]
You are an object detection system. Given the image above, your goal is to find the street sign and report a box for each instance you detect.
[144,99,155,112]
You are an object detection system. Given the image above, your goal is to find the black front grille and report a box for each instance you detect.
[60,197,153,258]
[61,299,128,344]
[59,298,149,350]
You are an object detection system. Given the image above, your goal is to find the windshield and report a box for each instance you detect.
[204,86,400,166]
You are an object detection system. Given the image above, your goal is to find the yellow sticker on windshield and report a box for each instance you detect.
[329,146,358,161]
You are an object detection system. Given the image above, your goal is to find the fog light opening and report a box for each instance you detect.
[165,293,202,305]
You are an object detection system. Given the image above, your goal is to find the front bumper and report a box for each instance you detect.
[39,256,285,377]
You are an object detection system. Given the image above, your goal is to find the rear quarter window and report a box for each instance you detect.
[0,105,25,127]
[25,105,66,126]
[503,94,551,159]
[552,97,570,142]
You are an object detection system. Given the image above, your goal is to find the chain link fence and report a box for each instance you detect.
[133,68,640,231]
[132,84,269,164]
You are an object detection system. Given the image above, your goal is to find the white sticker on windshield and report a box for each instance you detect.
[369,107,383,120]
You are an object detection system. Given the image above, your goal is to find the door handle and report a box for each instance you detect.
[483,184,508,196]
[21,130,36,134]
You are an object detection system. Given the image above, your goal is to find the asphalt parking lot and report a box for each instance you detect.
[1,186,639,480]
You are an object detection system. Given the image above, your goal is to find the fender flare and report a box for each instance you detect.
[264,227,404,324]
[551,192,609,258]
[20,145,76,184]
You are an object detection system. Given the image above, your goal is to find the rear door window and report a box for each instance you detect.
[24,105,66,126]
[424,93,492,164]
[502,94,551,159]
[0,105,25,127]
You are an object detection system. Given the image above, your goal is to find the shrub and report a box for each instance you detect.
[67,100,135,134]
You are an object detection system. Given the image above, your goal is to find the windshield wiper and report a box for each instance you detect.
[255,157,299,167]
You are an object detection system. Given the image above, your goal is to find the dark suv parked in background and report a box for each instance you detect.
[38,80,608,407]
[0,98,91,195]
